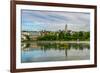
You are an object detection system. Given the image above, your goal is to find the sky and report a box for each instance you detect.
[21,9,90,32]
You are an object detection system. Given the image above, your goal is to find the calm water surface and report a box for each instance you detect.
[21,42,90,63]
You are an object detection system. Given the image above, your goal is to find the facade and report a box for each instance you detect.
[21,31,41,41]
[29,31,41,40]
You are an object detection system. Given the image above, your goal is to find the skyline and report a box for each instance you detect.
[21,9,90,32]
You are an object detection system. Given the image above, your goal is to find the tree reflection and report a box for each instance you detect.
[21,42,90,51]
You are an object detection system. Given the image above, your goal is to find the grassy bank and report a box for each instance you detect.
[22,41,90,44]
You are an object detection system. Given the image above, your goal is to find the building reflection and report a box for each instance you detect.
[21,42,90,57]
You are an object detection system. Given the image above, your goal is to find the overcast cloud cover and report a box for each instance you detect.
[21,9,90,31]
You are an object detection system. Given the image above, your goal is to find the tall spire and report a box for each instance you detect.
[65,24,67,32]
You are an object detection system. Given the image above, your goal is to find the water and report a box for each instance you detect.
[21,42,90,63]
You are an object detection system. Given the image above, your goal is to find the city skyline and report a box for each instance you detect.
[21,9,90,32]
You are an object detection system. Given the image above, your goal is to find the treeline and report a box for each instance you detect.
[37,31,90,41]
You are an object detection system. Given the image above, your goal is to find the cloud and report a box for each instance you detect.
[21,10,90,31]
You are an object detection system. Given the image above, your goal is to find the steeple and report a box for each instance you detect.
[65,24,67,32]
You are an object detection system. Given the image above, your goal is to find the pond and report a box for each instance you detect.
[21,42,90,63]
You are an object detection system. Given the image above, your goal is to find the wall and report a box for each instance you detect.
[0,0,100,73]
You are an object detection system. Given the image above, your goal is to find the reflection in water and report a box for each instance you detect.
[21,42,90,63]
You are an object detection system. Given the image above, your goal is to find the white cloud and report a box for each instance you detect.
[22,10,90,31]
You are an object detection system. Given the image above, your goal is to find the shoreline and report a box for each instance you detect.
[22,41,90,44]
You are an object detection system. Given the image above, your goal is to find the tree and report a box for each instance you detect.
[79,31,84,40]
[25,35,31,40]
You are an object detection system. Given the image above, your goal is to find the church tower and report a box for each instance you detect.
[65,24,67,32]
